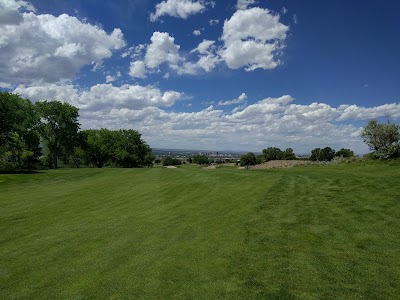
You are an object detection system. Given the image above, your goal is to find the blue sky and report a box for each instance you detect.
[1,0,399,153]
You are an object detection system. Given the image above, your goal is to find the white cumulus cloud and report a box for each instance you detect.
[191,39,215,54]
[187,39,220,72]
[150,0,210,22]
[218,93,247,106]
[105,75,115,83]
[0,9,125,85]
[220,7,288,71]
[13,83,184,111]
[236,0,256,10]
[129,61,147,79]
[130,7,290,78]
[145,31,183,70]
[338,103,400,120]
[105,71,121,83]
[130,33,220,78]
[0,0,35,25]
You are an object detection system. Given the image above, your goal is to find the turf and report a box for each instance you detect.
[0,163,399,299]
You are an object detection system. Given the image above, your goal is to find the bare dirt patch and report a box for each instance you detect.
[204,165,217,169]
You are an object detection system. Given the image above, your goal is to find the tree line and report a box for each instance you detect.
[293,119,400,163]
[163,118,400,168]
[117,117,399,168]
[0,91,153,170]
[2,91,399,171]
[239,118,400,168]
[239,146,354,168]
[160,154,220,166]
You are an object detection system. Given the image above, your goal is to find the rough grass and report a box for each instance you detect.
[0,162,399,299]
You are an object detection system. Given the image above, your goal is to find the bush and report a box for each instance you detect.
[335,148,354,158]
[162,156,182,166]
[0,161,15,172]
[361,119,400,159]
[192,154,209,165]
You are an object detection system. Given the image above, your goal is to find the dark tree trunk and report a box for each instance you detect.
[17,153,22,169]
[95,160,103,168]
[53,152,58,169]
[73,158,80,168]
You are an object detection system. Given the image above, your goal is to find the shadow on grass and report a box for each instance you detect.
[0,169,44,174]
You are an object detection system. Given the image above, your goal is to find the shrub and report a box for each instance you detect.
[162,156,182,166]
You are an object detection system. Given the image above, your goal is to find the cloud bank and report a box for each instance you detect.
[13,83,400,153]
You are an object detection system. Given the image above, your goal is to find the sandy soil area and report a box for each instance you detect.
[204,165,217,169]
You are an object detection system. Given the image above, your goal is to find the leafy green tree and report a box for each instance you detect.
[81,129,153,168]
[321,147,335,161]
[335,148,354,158]
[310,148,321,161]
[7,132,28,169]
[36,101,80,169]
[0,91,22,147]
[240,152,256,169]
[361,119,400,159]
[262,147,283,161]
[113,129,153,168]
[0,92,40,169]
[80,129,113,168]
[143,152,156,167]
[282,148,296,160]
[255,155,263,165]
[192,154,210,165]
[66,131,88,168]
[310,147,335,161]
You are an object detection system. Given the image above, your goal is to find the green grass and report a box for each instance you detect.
[1,163,399,299]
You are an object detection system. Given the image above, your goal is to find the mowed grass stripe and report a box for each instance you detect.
[1,163,399,299]
[233,165,400,299]
[1,167,279,299]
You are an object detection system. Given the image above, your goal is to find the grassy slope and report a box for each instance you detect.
[0,163,399,299]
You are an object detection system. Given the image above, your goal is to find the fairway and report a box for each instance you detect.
[1,163,400,299]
